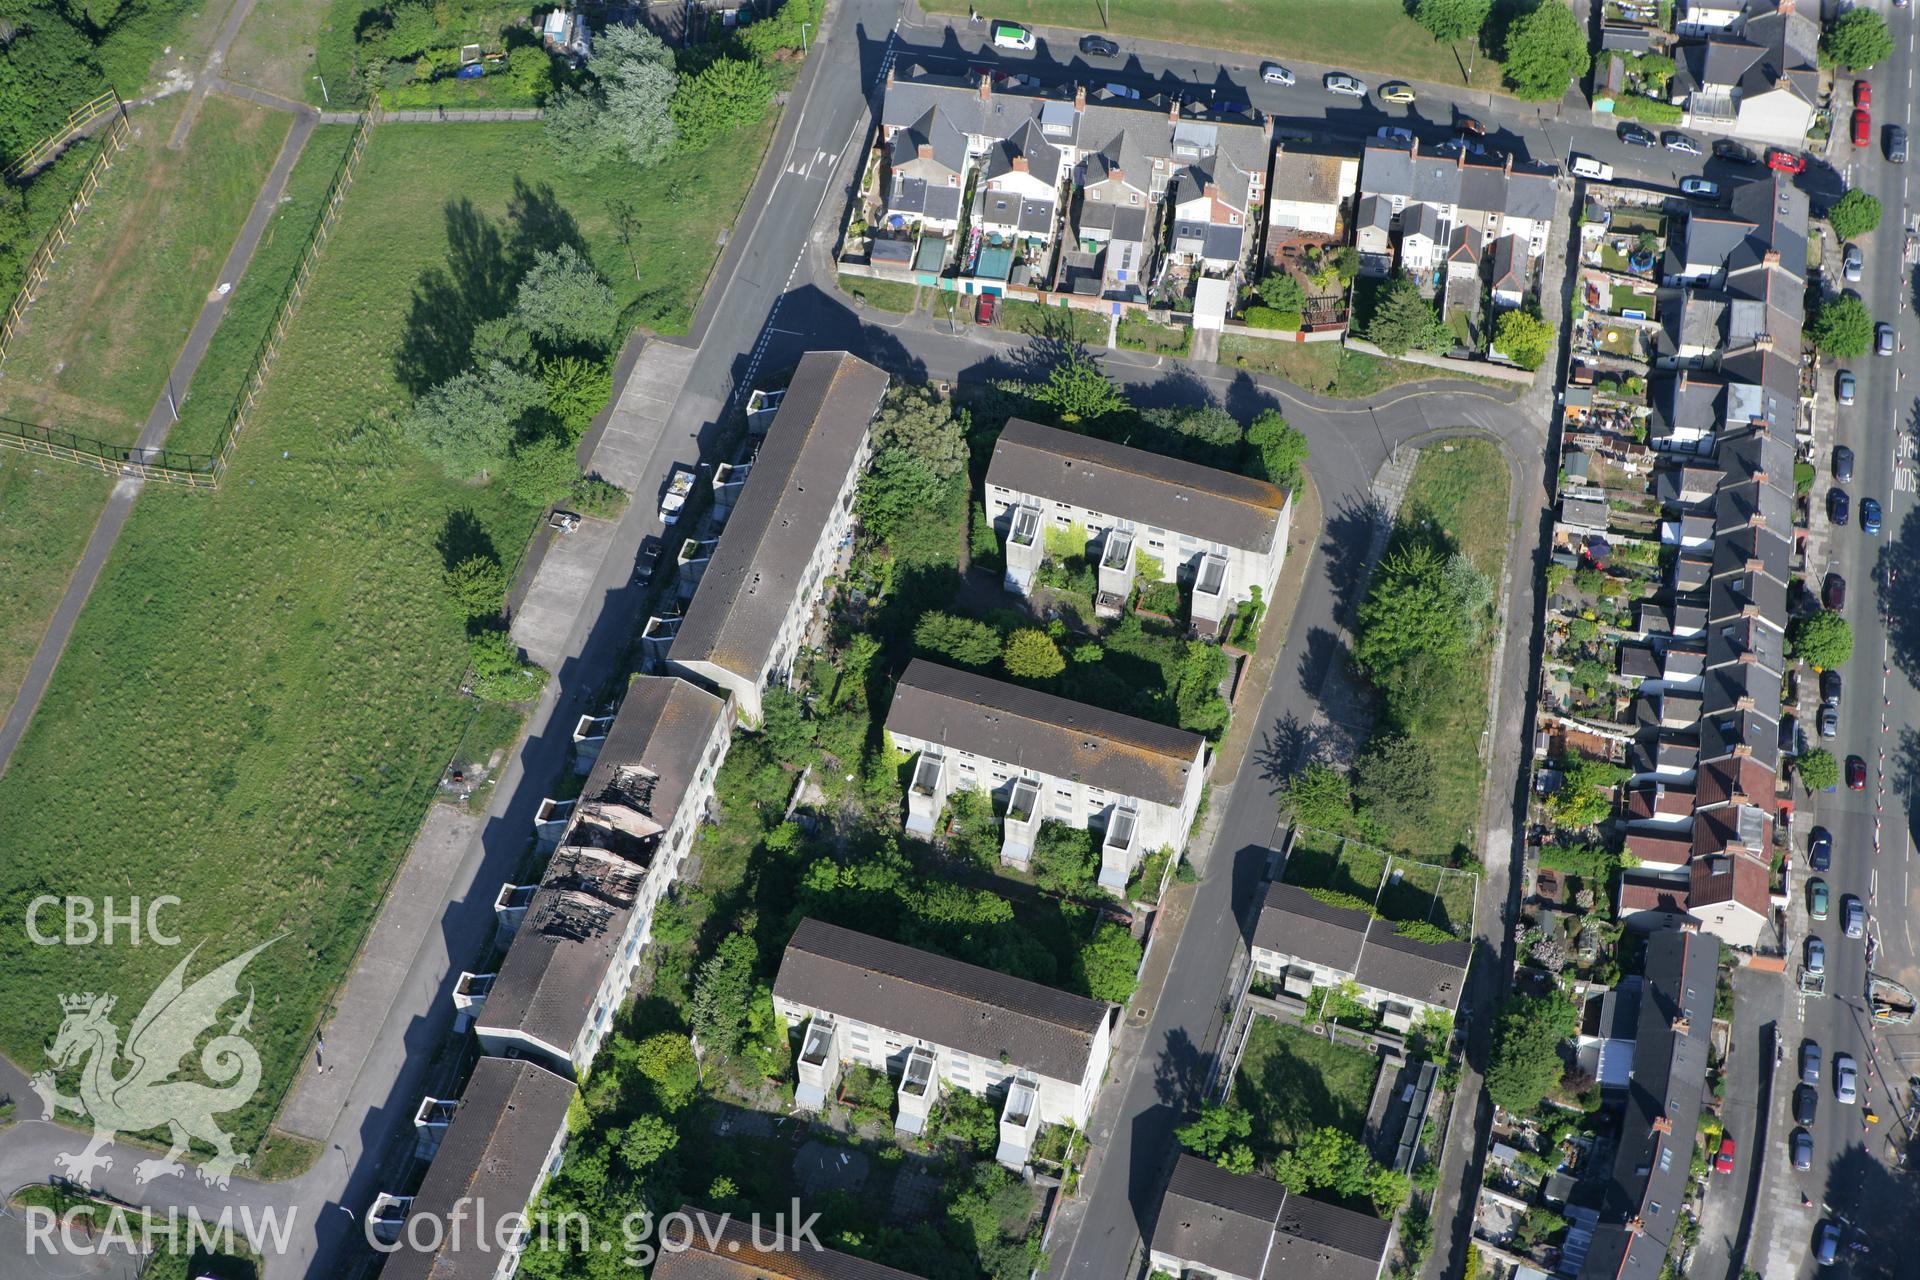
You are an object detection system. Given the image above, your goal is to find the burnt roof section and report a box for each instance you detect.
[652,1207,930,1280]
[672,352,888,678]
[1153,1154,1391,1280]
[987,417,1290,553]
[887,658,1205,806]
[380,1059,575,1280]
[773,919,1112,1080]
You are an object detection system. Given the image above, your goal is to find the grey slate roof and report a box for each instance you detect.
[1355,922,1471,1012]
[1154,1154,1391,1280]
[774,919,1112,1081]
[1253,881,1368,972]
[887,657,1206,806]
[1653,370,1725,438]
[652,1207,930,1280]
[379,1059,575,1280]
[1490,234,1524,293]
[1271,142,1355,207]
[984,118,1064,187]
[477,677,726,1055]
[1361,139,1555,218]
[988,416,1291,554]
[671,352,888,680]
[890,106,968,179]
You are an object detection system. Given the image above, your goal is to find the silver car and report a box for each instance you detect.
[1835,1053,1858,1104]
[1843,895,1865,938]
[1845,243,1864,282]
[1802,1039,1822,1084]
[1807,937,1827,975]
[1324,72,1366,97]
[1261,62,1295,86]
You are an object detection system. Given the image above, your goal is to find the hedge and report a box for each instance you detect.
[1606,95,1684,124]
[1241,306,1304,331]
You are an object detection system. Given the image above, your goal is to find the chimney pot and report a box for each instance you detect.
[979,73,991,102]
[1074,84,1086,111]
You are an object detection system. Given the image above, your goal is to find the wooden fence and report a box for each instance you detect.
[0,107,132,371]
[3,90,124,180]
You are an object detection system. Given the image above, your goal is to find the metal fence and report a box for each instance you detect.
[3,89,123,180]
[0,420,216,487]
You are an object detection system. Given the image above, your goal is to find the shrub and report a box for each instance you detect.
[443,554,508,618]
[1606,94,1683,123]
[1829,189,1884,240]
[469,630,545,701]
[1004,629,1066,679]
[1241,305,1303,331]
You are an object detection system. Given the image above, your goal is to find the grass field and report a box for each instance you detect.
[1218,335,1492,398]
[1233,1016,1380,1154]
[1116,313,1192,355]
[840,272,920,313]
[919,0,1507,93]
[1001,296,1109,344]
[0,460,111,714]
[0,119,773,1149]
[0,94,292,447]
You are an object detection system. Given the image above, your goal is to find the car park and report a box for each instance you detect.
[1816,1221,1841,1267]
[1802,1039,1822,1083]
[1818,702,1838,738]
[1078,33,1120,56]
[1843,895,1865,938]
[1822,669,1842,706]
[1714,138,1758,164]
[1795,1084,1818,1126]
[1325,73,1366,97]
[1834,444,1855,482]
[1261,62,1294,86]
[1378,82,1415,104]
[1848,755,1868,789]
[1837,370,1856,404]
[1891,125,1910,163]
[1829,487,1850,525]
[1662,130,1700,154]
[1825,572,1847,610]
[1767,148,1808,172]
[1680,177,1719,198]
[1810,878,1829,920]
[1845,243,1864,282]
[1791,1127,1814,1171]
[1619,123,1657,147]
[1854,109,1872,147]
[1713,1138,1736,1174]
[1863,497,1882,535]
[1877,322,1896,356]
[1835,1054,1858,1104]
[1809,827,1832,870]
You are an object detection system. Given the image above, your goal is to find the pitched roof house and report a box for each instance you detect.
[1249,881,1471,1028]
[1149,1154,1392,1280]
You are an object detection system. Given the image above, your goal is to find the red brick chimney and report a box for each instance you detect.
[979,73,991,102]
[1012,155,1029,173]
[1169,97,1181,125]
[918,144,933,162]
[1074,83,1086,111]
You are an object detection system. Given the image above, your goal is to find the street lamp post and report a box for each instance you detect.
[801,22,811,52]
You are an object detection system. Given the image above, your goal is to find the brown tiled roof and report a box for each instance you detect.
[1628,781,1695,821]
[1625,830,1693,866]
[773,919,1112,1081]
[652,1207,929,1280]
[1694,756,1776,813]
[1618,872,1692,916]
[886,659,1205,806]
[1688,850,1770,913]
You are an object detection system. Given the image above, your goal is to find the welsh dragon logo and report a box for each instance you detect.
[32,938,277,1190]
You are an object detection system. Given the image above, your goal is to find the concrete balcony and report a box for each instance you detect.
[1190,552,1231,634]
[676,538,717,602]
[452,972,494,1034]
[533,797,576,853]
[1003,505,1044,594]
[746,386,786,434]
[995,1077,1042,1170]
[896,1046,939,1136]
[413,1096,456,1161]
[640,613,680,670]
[712,461,752,526]
[1098,806,1140,894]
[795,1016,841,1111]
[1096,530,1136,618]
[368,1194,413,1248]
[493,883,536,938]
[572,714,614,774]
[906,751,949,838]
[1000,777,1042,869]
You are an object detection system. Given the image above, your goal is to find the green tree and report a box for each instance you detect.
[1275,1126,1411,1215]
[758,686,814,763]
[405,363,547,478]
[1031,822,1097,897]
[914,612,1003,667]
[1174,641,1232,735]
[515,244,620,350]
[1030,346,1131,428]
[542,355,614,433]
[542,87,611,171]
[689,932,759,1058]
[1415,0,1492,43]
[1140,403,1243,468]
[1828,189,1884,240]
[468,629,545,701]
[443,554,507,618]
[470,315,534,369]
[615,1113,679,1172]
[1494,308,1554,370]
[1257,271,1307,312]
[502,430,582,506]
[1175,1101,1252,1159]
[1486,990,1577,1113]
[1004,628,1066,679]
[1809,293,1874,358]
[932,1090,1000,1156]
[1354,734,1438,828]
[1502,0,1590,101]
[856,450,949,544]
[1364,275,1453,355]
[1355,542,1469,681]
[1078,923,1143,1002]
[1822,8,1894,69]
[1798,747,1841,792]
[1788,609,1854,669]
[1247,409,1309,488]
[631,1032,699,1109]
[670,54,773,150]
[596,22,680,165]
[1280,761,1357,830]
[873,382,969,477]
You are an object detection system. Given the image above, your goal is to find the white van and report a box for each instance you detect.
[992,21,1035,50]
[1570,154,1614,181]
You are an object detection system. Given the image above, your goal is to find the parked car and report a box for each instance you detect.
[1101,81,1142,100]
[1802,1038,1823,1082]
[1810,877,1830,920]
[1857,79,1874,108]
[1818,702,1839,738]
[1829,487,1850,525]
[1376,126,1413,142]
[1078,33,1120,57]
[1848,755,1868,789]
[1877,321,1896,355]
[1378,81,1416,104]
[1834,444,1855,481]
[1794,1084,1818,1126]
[1810,827,1833,870]
[1891,124,1910,163]
[634,538,662,586]
[1663,130,1701,155]
[1767,148,1808,173]
[991,21,1035,50]
[1260,62,1295,86]
[1843,895,1866,938]
[1815,1220,1841,1267]
[1713,1137,1736,1174]
[975,294,997,325]
[1822,669,1843,706]
[1838,370,1857,404]
[1454,116,1485,136]
[1324,72,1366,97]
[1791,1127,1814,1171]
[1808,936,1827,974]
[1714,138,1759,164]
[1835,1054,1859,1104]
[1680,176,1719,198]
[1782,712,1805,758]
[1825,572,1847,610]
[1571,155,1614,181]
[1845,242,1864,282]
[1619,123,1658,147]
[1854,108,1873,148]
[1864,496,1883,535]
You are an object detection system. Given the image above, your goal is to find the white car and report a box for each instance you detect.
[990,21,1034,50]
[1570,155,1614,181]
[1324,72,1366,97]
[1261,63,1295,87]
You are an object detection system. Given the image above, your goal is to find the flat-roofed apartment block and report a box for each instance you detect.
[985,418,1291,635]
[1250,881,1471,1030]
[652,1207,931,1280]
[1149,1152,1392,1280]
[474,677,729,1077]
[378,1058,575,1280]
[666,351,889,724]
[886,658,1208,893]
[772,918,1115,1168]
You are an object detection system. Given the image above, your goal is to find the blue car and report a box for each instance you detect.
[1829,488,1850,526]
[1862,497,1882,535]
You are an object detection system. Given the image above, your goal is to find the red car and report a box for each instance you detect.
[975,294,998,325]
[1854,109,1872,148]
[1714,1137,1737,1174]
[1848,755,1868,790]
[1768,148,1808,173]
[1857,79,1873,109]
[1825,572,1847,610]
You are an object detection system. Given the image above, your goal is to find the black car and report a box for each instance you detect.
[1829,487,1850,525]
[1714,138,1759,164]
[1825,572,1847,610]
[634,537,663,586]
[1794,1083,1819,1126]
[1834,444,1855,482]
[1822,669,1843,705]
[1809,826,1832,871]
[1619,123,1658,147]
[1791,1126,1814,1171]
[1078,33,1120,57]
